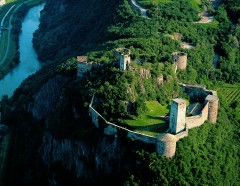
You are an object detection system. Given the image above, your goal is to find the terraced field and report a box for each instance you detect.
[217,84,240,104]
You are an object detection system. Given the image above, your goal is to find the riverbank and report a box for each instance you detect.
[0,3,44,184]
[0,0,44,80]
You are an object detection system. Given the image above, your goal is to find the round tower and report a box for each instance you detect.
[156,133,177,158]
[172,52,187,70]
[205,95,219,123]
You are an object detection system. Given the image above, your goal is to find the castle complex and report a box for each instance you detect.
[88,82,219,158]
[75,47,219,158]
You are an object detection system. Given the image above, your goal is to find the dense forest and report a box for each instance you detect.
[0,0,240,185]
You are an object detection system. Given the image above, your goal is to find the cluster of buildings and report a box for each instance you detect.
[75,48,219,158]
[76,48,188,78]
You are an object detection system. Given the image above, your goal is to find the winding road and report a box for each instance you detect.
[0,5,16,66]
[0,1,30,66]
[131,0,148,18]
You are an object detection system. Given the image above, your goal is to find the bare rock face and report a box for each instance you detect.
[27,75,68,120]
[127,86,135,102]
[139,68,151,79]
[40,132,93,178]
[0,124,8,135]
[39,132,135,182]
[157,75,164,85]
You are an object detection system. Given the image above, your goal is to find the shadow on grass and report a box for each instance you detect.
[145,115,166,122]
[132,123,169,134]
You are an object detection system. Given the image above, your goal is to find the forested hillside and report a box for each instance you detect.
[1,0,240,185]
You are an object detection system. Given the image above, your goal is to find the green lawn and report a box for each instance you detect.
[124,101,170,136]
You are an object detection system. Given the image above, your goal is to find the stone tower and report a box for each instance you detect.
[172,52,187,70]
[205,95,219,123]
[156,133,177,158]
[169,98,186,134]
[114,48,131,71]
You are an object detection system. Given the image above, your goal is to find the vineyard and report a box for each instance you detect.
[217,84,240,105]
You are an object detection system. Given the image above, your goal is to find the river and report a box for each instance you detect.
[0,3,44,99]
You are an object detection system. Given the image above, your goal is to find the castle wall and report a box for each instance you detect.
[175,130,188,140]
[127,131,157,144]
[89,106,157,145]
[186,115,203,129]
[186,102,208,129]
[201,102,209,121]
[180,83,212,99]
[104,124,118,136]
[105,121,157,144]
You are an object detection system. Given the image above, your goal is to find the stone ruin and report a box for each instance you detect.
[77,56,99,78]
[172,52,187,72]
[114,48,131,71]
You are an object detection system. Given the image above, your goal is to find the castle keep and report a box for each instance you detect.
[169,98,186,134]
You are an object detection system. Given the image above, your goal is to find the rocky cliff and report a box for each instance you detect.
[2,71,143,185]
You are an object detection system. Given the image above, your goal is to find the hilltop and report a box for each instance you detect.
[0,0,240,185]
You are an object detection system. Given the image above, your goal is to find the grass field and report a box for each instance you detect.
[124,101,170,136]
